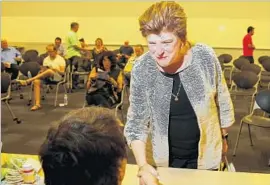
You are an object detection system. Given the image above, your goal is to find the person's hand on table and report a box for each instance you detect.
[138,164,160,185]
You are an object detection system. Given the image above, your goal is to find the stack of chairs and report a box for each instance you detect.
[258,56,270,90]
[230,62,261,115]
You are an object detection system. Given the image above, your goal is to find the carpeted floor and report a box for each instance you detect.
[1,85,270,174]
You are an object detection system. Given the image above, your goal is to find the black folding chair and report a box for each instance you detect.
[1,73,21,124]
[18,62,41,104]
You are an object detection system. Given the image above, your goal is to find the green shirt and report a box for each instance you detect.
[65,31,81,59]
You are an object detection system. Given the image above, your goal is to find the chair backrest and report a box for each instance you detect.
[255,90,270,114]
[1,62,5,72]
[219,54,232,64]
[258,56,269,64]
[38,53,48,65]
[233,58,250,70]
[19,62,41,77]
[1,73,11,94]
[22,49,39,63]
[261,58,270,72]
[232,71,259,89]
[241,63,261,75]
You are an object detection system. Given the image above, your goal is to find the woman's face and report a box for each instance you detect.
[103,56,111,71]
[96,39,102,46]
[146,31,182,68]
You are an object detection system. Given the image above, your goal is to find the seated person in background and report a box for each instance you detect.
[86,51,123,108]
[54,37,66,57]
[39,44,53,65]
[117,41,134,68]
[17,44,66,111]
[123,44,144,84]
[1,39,22,80]
[39,107,127,185]
[79,38,92,71]
[92,38,108,67]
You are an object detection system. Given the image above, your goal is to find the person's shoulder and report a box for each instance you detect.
[132,52,153,73]
[9,46,17,51]
[243,34,251,40]
[43,56,50,63]
[192,43,215,57]
[191,43,217,67]
[67,31,75,36]
[56,55,66,61]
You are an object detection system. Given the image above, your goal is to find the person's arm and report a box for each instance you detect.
[247,37,255,49]
[123,62,150,167]
[14,48,22,62]
[116,71,123,92]
[210,48,235,137]
[86,67,97,89]
[69,35,90,52]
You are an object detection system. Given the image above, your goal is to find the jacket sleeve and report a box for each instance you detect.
[210,48,235,128]
[123,62,150,146]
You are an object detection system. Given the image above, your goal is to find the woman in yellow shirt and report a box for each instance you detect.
[86,51,123,108]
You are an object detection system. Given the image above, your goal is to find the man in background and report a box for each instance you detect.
[79,38,92,74]
[54,37,65,57]
[1,39,22,80]
[124,44,144,82]
[65,22,90,89]
[39,107,127,185]
[117,40,134,68]
[243,26,255,63]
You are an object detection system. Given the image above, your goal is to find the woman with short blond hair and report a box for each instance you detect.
[124,1,235,185]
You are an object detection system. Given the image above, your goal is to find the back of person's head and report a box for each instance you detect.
[39,107,127,185]
[247,26,254,33]
[70,22,79,29]
[139,1,187,41]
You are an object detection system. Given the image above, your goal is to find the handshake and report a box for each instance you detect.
[138,164,163,185]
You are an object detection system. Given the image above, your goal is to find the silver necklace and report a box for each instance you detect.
[171,82,181,101]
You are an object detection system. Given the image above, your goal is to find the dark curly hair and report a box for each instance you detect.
[39,107,127,185]
[98,51,117,71]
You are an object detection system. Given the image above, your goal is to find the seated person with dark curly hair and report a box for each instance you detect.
[39,107,127,185]
[86,51,123,108]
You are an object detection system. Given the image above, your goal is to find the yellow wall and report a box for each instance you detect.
[1,2,270,49]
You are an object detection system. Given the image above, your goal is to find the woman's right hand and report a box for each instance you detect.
[86,81,91,90]
[138,164,159,185]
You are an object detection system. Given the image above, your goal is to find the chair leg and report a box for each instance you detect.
[27,83,33,106]
[120,109,125,123]
[5,101,21,124]
[247,124,254,146]
[54,83,60,107]
[83,100,86,108]
[233,121,244,156]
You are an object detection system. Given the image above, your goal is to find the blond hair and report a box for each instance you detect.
[139,1,187,42]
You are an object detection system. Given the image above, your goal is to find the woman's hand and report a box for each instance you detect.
[108,77,117,87]
[86,80,91,90]
[138,164,159,185]
[139,172,160,185]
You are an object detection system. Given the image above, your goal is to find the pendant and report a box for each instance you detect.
[175,97,179,101]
